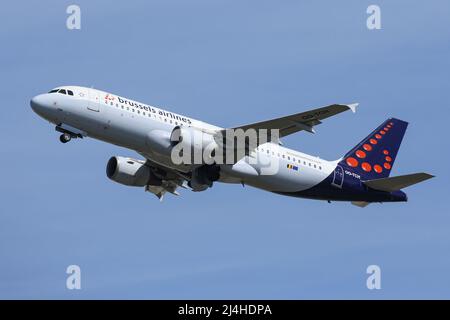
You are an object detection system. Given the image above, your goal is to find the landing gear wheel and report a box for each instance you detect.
[59,133,71,143]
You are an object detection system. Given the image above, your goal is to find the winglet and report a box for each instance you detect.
[347,103,358,113]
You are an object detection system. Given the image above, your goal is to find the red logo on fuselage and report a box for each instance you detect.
[104,94,115,101]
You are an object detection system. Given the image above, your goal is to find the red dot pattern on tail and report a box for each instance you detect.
[356,150,366,158]
[362,162,372,172]
[346,157,358,167]
[345,121,397,174]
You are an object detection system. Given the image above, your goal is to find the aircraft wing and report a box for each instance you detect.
[213,103,357,164]
[227,103,358,138]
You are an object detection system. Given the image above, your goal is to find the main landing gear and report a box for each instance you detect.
[59,132,72,143]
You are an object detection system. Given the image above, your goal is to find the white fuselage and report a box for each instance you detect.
[31,86,337,194]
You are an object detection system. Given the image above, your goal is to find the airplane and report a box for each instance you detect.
[30,86,434,207]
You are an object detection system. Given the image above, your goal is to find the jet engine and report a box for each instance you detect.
[189,164,221,191]
[106,156,153,187]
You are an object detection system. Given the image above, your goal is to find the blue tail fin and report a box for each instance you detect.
[339,118,408,180]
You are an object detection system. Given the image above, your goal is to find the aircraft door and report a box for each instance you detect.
[87,88,100,112]
[331,165,344,188]
[85,89,110,131]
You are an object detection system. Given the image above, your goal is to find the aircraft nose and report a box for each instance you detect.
[30,94,54,118]
[30,94,45,113]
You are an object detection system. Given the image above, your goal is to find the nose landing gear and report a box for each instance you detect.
[55,124,85,144]
[59,133,72,143]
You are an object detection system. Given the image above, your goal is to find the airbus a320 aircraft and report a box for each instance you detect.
[30,86,433,207]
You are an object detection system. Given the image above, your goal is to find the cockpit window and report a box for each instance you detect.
[48,88,75,95]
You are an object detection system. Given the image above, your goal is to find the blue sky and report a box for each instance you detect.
[0,0,449,299]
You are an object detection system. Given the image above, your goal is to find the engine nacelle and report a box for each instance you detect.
[170,126,219,165]
[106,156,152,187]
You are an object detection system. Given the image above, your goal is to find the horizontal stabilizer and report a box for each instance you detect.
[363,173,434,192]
